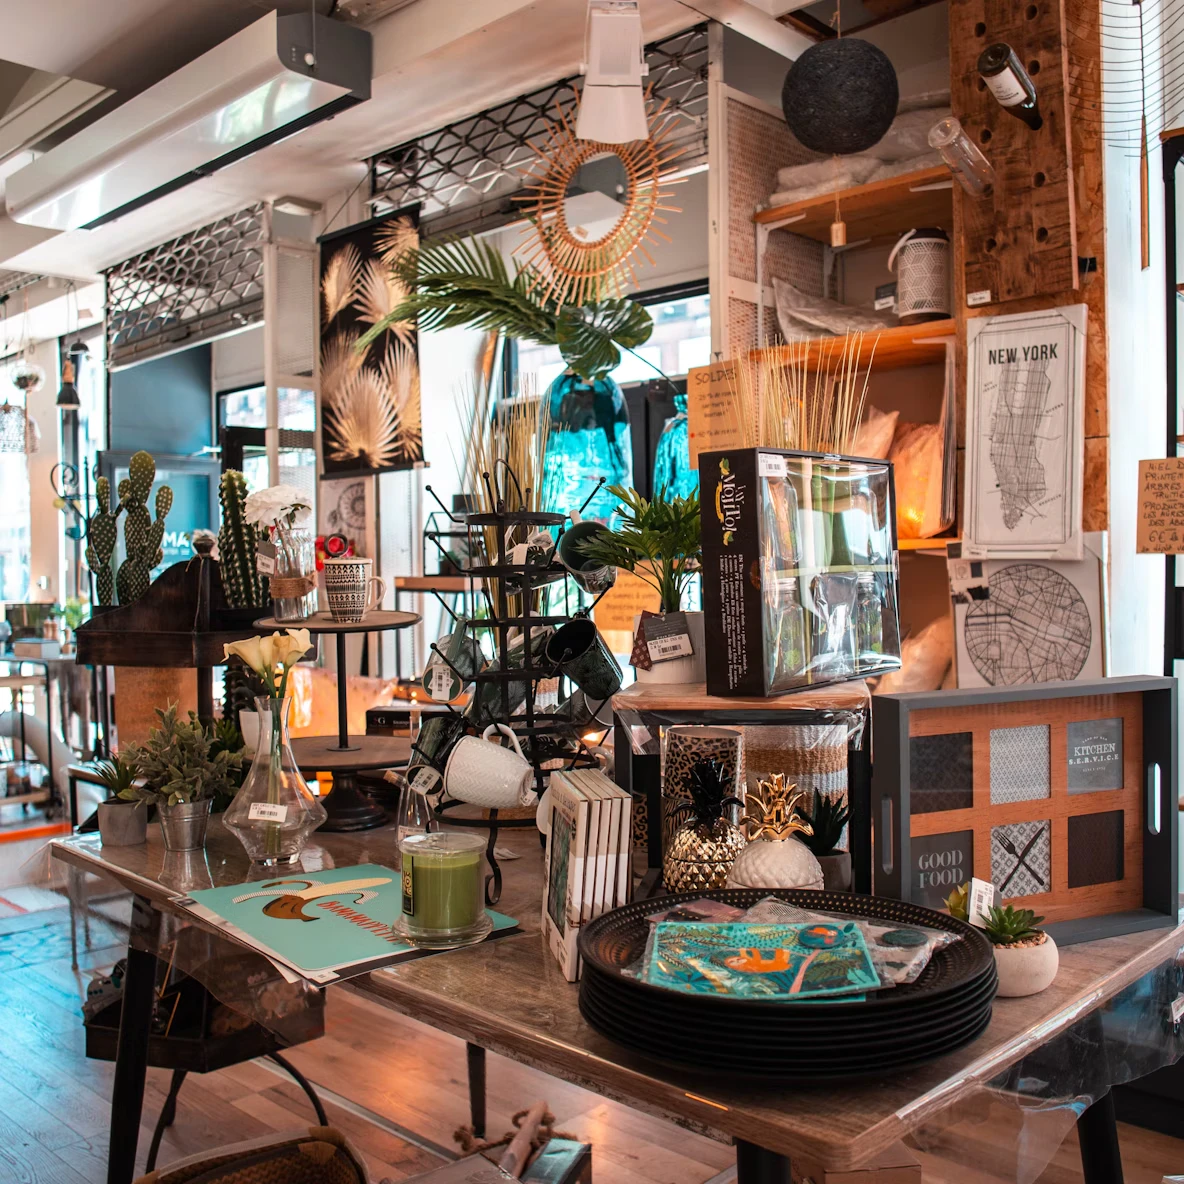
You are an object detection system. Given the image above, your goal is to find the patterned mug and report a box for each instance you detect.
[323,557,387,624]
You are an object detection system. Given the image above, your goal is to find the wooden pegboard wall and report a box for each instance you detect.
[949,0,1079,304]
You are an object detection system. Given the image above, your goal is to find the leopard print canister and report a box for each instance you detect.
[661,726,745,852]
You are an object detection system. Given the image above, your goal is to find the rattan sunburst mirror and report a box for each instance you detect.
[516,94,686,308]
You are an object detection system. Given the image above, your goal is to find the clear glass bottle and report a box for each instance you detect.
[773,577,808,687]
[270,527,318,622]
[224,696,327,865]
[394,776,436,871]
[855,571,884,664]
[977,43,1043,130]
[928,117,996,197]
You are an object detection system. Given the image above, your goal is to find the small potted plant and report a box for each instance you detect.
[796,793,852,891]
[946,885,1059,998]
[575,484,703,683]
[94,754,147,847]
[120,705,243,851]
[982,905,1059,997]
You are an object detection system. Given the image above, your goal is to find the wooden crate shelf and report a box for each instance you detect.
[756,318,954,372]
[754,166,953,243]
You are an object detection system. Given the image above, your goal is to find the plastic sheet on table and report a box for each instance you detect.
[898,945,1184,1183]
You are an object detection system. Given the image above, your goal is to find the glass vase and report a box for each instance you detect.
[271,527,318,622]
[224,696,327,865]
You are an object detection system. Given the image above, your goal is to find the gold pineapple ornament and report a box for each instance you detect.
[663,759,747,893]
[725,773,825,891]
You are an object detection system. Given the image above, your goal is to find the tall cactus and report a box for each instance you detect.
[85,475,118,606]
[115,450,172,605]
[218,470,269,608]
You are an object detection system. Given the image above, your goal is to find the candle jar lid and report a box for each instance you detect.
[396,830,492,949]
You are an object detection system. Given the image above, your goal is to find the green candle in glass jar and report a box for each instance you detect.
[398,832,492,948]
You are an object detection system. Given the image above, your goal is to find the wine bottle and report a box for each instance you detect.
[977,43,1043,131]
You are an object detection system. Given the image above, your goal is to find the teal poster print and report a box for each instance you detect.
[180,863,515,982]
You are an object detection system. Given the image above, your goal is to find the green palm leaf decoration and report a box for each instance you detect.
[356,234,654,381]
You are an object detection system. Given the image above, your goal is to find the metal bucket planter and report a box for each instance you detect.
[158,799,212,852]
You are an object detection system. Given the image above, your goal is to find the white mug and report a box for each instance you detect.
[323,557,387,624]
[444,724,534,810]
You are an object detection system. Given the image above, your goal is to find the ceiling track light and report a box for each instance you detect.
[576,0,650,144]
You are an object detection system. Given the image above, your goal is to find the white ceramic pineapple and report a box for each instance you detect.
[725,773,825,891]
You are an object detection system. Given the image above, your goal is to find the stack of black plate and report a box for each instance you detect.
[578,888,996,1081]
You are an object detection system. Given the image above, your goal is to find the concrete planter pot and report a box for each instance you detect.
[97,800,148,847]
[993,932,1059,997]
[816,850,852,892]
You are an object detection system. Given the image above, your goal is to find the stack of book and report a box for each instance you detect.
[542,768,633,982]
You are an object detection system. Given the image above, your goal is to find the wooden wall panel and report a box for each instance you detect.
[949,0,1078,303]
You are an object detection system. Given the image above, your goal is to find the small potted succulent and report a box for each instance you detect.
[94,754,147,847]
[574,484,703,683]
[796,792,852,892]
[120,705,243,851]
[663,758,747,892]
[946,885,1059,998]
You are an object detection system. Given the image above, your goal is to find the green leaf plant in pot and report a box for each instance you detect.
[573,484,704,684]
[94,753,148,847]
[796,792,852,892]
[120,705,243,852]
[946,884,1059,998]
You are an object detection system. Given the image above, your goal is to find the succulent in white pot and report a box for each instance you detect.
[797,791,852,892]
[982,905,1059,998]
[725,773,824,891]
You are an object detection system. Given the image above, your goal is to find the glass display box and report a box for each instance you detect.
[700,448,902,697]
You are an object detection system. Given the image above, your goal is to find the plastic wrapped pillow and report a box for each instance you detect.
[773,277,898,337]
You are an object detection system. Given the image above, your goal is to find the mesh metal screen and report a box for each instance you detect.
[104,204,266,368]
[369,23,708,231]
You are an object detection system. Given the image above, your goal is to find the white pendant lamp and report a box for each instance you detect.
[576,0,649,144]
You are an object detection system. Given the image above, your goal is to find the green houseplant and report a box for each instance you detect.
[121,705,243,851]
[94,753,147,847]
[796,792,852,892]
[574,484,703,683]
[946,886,1059,998]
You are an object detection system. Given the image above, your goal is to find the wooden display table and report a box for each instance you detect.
[612,679,872,891]
[51,823,1184,1184]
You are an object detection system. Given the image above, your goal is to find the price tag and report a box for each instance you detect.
[1170,995,1184,1026]
[758,452,788,478]
[967,289,992,307]
[248,802,288,823]
[411,765,440,793]
[644,612,694,664]
[428,662,453,702]
[256,539,277,576]
[967,877,998,928]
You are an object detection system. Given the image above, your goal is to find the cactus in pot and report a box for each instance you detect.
[115,451,172,605]
[85,475,118,606]
[218,470,270,608]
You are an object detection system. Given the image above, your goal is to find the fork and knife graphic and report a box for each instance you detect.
[997,829,1048,894]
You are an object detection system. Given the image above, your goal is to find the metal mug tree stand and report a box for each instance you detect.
[415,468,612,905]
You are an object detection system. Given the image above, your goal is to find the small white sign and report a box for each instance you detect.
[968,877,998,928]
[967,289,992,307]
[248,802,288,823]
[758,452,788,478]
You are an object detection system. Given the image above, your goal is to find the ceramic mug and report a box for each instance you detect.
[444,723,534,810]
[323,557,387,624]
[545,618,623,701]
[556,520,617,595]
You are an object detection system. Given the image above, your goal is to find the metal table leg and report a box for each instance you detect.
[735,1140,791,1184]
[1078,1089,1124,1184]
[107,904,158,1184]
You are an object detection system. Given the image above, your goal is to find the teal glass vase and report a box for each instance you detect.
[542,371,632,523]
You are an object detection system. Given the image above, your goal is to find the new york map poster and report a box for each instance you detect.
[964,305,1086,560]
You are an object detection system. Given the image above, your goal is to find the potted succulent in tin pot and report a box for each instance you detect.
[575,484,703,683]
[94,753,148,847]
[796,792,852,892]
[121,705,243,851]
[946,885,1059,998]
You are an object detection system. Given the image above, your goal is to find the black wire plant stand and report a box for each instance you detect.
[414,465,616,905]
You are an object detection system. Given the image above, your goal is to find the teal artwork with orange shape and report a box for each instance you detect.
[179,862,516,983]
[645,921,880,999]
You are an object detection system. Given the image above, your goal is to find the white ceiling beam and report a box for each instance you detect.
[675,0,813,58]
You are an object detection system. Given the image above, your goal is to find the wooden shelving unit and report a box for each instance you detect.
[756,319,954,372]
[754,166,953,243]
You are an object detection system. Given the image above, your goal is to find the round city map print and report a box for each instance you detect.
[964,563,1092,685]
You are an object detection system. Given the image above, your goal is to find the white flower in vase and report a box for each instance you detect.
[245,484,313,530]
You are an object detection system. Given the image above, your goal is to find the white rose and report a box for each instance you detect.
[244,484,312,528]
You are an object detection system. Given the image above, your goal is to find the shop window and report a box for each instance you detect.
[220,386,316,432]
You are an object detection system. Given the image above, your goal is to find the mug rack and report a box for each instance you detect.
[413,468,614,904]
